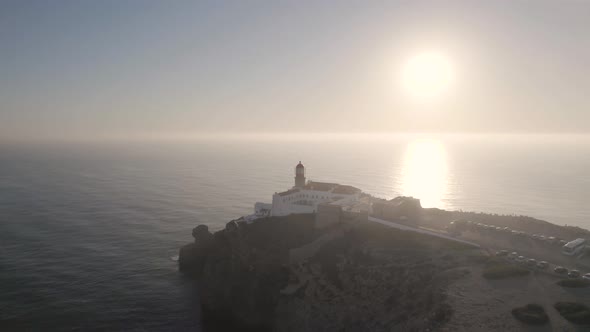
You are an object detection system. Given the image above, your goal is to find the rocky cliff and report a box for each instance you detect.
[179,214,479,331]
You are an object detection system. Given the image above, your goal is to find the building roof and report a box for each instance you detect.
[332,184,361,195]
[301,181,361,194]
[296,161,304,168]
[278,188,300,196]
[304,181,339,192]
[390,196,419,205]
[276,181,361,197]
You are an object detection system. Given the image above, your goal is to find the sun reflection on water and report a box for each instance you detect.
[400,139,449,208]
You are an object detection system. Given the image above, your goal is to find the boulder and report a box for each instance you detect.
[192,224,213,246]
[225,220,239,232]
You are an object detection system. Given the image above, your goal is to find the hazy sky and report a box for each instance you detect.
[1,0,589,140]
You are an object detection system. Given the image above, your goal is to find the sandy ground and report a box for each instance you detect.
[441,263,590,332]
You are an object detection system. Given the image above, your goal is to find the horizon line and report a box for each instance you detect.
[3,131,590,144]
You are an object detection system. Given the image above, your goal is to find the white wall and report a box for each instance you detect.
[270,189,357,217]
[271,194,315,216]
[254,202,273,215]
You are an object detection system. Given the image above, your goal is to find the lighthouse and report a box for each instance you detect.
[254,162,362,217]
[294,161,306,188]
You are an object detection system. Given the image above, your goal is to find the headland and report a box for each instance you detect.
[179,162,590,331]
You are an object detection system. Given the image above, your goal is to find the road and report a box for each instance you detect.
[368,216,590,277]
[367,216,480,248]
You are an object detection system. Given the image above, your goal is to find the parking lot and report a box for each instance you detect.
[450,222,590,279]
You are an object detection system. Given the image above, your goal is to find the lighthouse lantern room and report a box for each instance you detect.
[294,161,306,188]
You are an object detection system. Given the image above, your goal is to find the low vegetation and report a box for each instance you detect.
[557,279,590,288]
[467,252,491,264]
[511,304,549,325]
[482,259,529,280]
[554,302,590,325]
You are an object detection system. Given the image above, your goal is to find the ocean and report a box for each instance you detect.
[1,134,589,331]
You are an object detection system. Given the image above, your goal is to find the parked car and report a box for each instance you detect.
[508,252,518,260]
[536,261,548,269]
[496,250,509,256]
[582,273,590,281]
[526,258,537,266]
[569,270,581,278]
[516,256,527,263]
[554,266,568,274]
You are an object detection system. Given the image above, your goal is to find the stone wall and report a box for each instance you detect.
[315,203,342,229]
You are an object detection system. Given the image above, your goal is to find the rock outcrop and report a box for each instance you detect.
[179,214,478,331]
[179,214,317,330]
[178,224,214,274]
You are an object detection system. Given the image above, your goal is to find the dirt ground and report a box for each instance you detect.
[441,263,590,331]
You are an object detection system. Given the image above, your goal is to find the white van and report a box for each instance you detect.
[562,238,586,256]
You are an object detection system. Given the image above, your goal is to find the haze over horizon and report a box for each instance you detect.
[2,0,590,141]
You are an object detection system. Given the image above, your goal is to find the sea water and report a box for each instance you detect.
[1,134,589,330]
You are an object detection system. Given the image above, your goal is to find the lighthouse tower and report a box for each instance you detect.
[294,161,306,188]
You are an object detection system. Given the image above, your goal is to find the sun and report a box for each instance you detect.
[401,52,453,99]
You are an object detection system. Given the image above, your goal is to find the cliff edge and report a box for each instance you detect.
[179,213,479,331]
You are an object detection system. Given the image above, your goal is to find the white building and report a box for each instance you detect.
[254,162,362,217]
